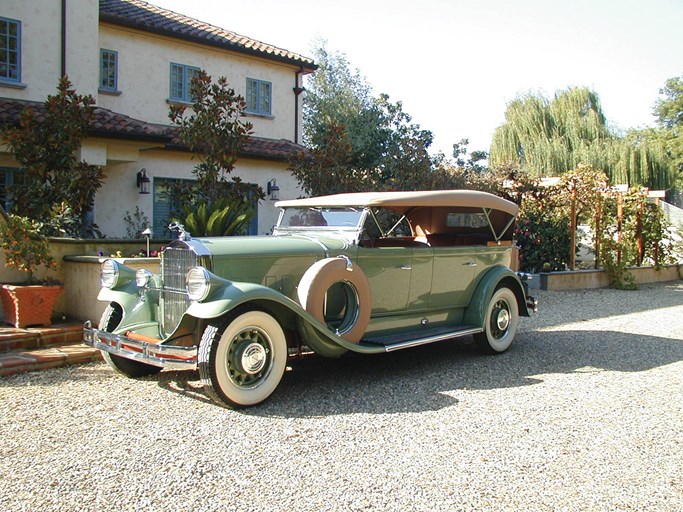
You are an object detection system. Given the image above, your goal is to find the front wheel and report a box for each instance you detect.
[474,287,519,354]
[198,308,287,408]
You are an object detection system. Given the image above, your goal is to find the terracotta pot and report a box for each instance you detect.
[0,284,63,328]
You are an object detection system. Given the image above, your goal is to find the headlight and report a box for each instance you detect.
[186,266,211,302]
[135,269,153,288]
[101,259,120,288]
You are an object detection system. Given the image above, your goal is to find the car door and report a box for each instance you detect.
[357,245,412,313]
[429,245,477,309]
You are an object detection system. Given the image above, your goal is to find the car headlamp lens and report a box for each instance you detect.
[135,269,153,288]
[186,267,211,302]
[101,259,119,288]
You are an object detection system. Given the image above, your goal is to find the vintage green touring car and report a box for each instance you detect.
[84,190,537,408]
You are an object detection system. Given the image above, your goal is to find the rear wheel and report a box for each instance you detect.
[474,287,519,354]
[99,303,161,378]
[198,308,287,408]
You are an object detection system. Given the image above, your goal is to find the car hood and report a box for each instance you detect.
[185,233,353,259]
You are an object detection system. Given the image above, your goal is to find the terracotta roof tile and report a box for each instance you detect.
[0,98,305,161]
[100,0,316,70]
[0,98,168,142]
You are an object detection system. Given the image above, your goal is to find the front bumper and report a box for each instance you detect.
[83,320,198,370]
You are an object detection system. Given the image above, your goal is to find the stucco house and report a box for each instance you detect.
[0,0,316,238]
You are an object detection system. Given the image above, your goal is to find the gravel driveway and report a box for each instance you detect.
[1,281,682,511]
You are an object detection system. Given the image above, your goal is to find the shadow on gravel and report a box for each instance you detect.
[151,327,683,417]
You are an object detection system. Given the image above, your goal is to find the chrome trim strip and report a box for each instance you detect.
[83,321,197,370]
[383,327,483,352]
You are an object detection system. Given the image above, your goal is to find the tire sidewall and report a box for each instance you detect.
[204,310,287,408]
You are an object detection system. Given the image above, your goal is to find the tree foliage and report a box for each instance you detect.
[293,43,444,194]
[490,87,675,190]
[167,71,261,236]
[0,76,104,237]
[0,215,57,284]
[653,74,683,194]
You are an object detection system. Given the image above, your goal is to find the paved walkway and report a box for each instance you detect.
[0,322,100,376]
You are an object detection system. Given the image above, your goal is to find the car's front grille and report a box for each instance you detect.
[160,243,210,337]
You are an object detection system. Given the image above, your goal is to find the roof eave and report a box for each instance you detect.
[163,142,292,162]
[100,14,317,71]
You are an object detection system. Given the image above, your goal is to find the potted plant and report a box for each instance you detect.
[0,214,62,328]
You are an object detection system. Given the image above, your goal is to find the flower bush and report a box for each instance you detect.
[0,215,57,284]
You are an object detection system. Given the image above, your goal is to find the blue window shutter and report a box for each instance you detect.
[170,63,200,102]
[246,78,272,115]
[99,49,118,91]
[0,17,21,82]
[246,78,258,112]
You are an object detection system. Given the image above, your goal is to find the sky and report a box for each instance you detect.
[152,0,683,157]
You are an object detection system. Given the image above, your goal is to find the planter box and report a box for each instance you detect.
[0,285,64,328]
[539,264,682,291]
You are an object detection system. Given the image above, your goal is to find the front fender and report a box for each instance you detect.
[185,281,385,357]
[185,281,301,320]
[464,266,529,328]
[97,283,158,334]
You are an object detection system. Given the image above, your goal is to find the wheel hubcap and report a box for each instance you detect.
[490,300,511,339]
[227,328,272,388]
[496,308,510,331]
[236,341,267,375]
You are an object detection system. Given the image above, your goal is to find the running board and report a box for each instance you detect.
[361,325,483,352]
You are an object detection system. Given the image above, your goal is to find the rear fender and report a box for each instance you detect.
[464,266,530,328]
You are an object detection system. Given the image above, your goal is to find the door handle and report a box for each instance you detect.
[463,262,477,267]
[400,265,412,270]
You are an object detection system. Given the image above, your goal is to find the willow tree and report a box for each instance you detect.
[490,87,674,189]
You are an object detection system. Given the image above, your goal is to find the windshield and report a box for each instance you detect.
[277,207,364,230]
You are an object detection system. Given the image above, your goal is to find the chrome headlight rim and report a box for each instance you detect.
[186,266,211,302]
[101,259,120,289]
[135,268,154,288]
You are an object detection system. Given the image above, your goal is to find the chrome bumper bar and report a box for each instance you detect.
[83,320,198,370]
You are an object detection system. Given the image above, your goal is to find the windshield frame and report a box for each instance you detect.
[274,206,368,235]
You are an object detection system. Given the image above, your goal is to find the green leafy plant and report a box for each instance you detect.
[0,76,104,238]
[0,215,57,285]
[515,200,571,272]
[123,206,151,239]
[177,198,254,237]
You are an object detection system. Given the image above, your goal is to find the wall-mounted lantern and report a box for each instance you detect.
[136,168,151,194]
[267,178,280,201]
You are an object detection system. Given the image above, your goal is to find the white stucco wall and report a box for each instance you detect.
[1,1,310,240]
[96,24,300,141]
[0,0,98,100]
[93,148,302,238]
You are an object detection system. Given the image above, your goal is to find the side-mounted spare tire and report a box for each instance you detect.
[297,256,372,343]
[99,303,162,378]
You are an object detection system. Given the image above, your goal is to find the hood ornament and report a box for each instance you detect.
[169,221,191,241]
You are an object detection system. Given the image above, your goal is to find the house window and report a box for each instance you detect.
[99,49,118,92]
[169,63,200,103]
[0,17,21,83]
[0,168,25,211]
[246,78,272,116]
